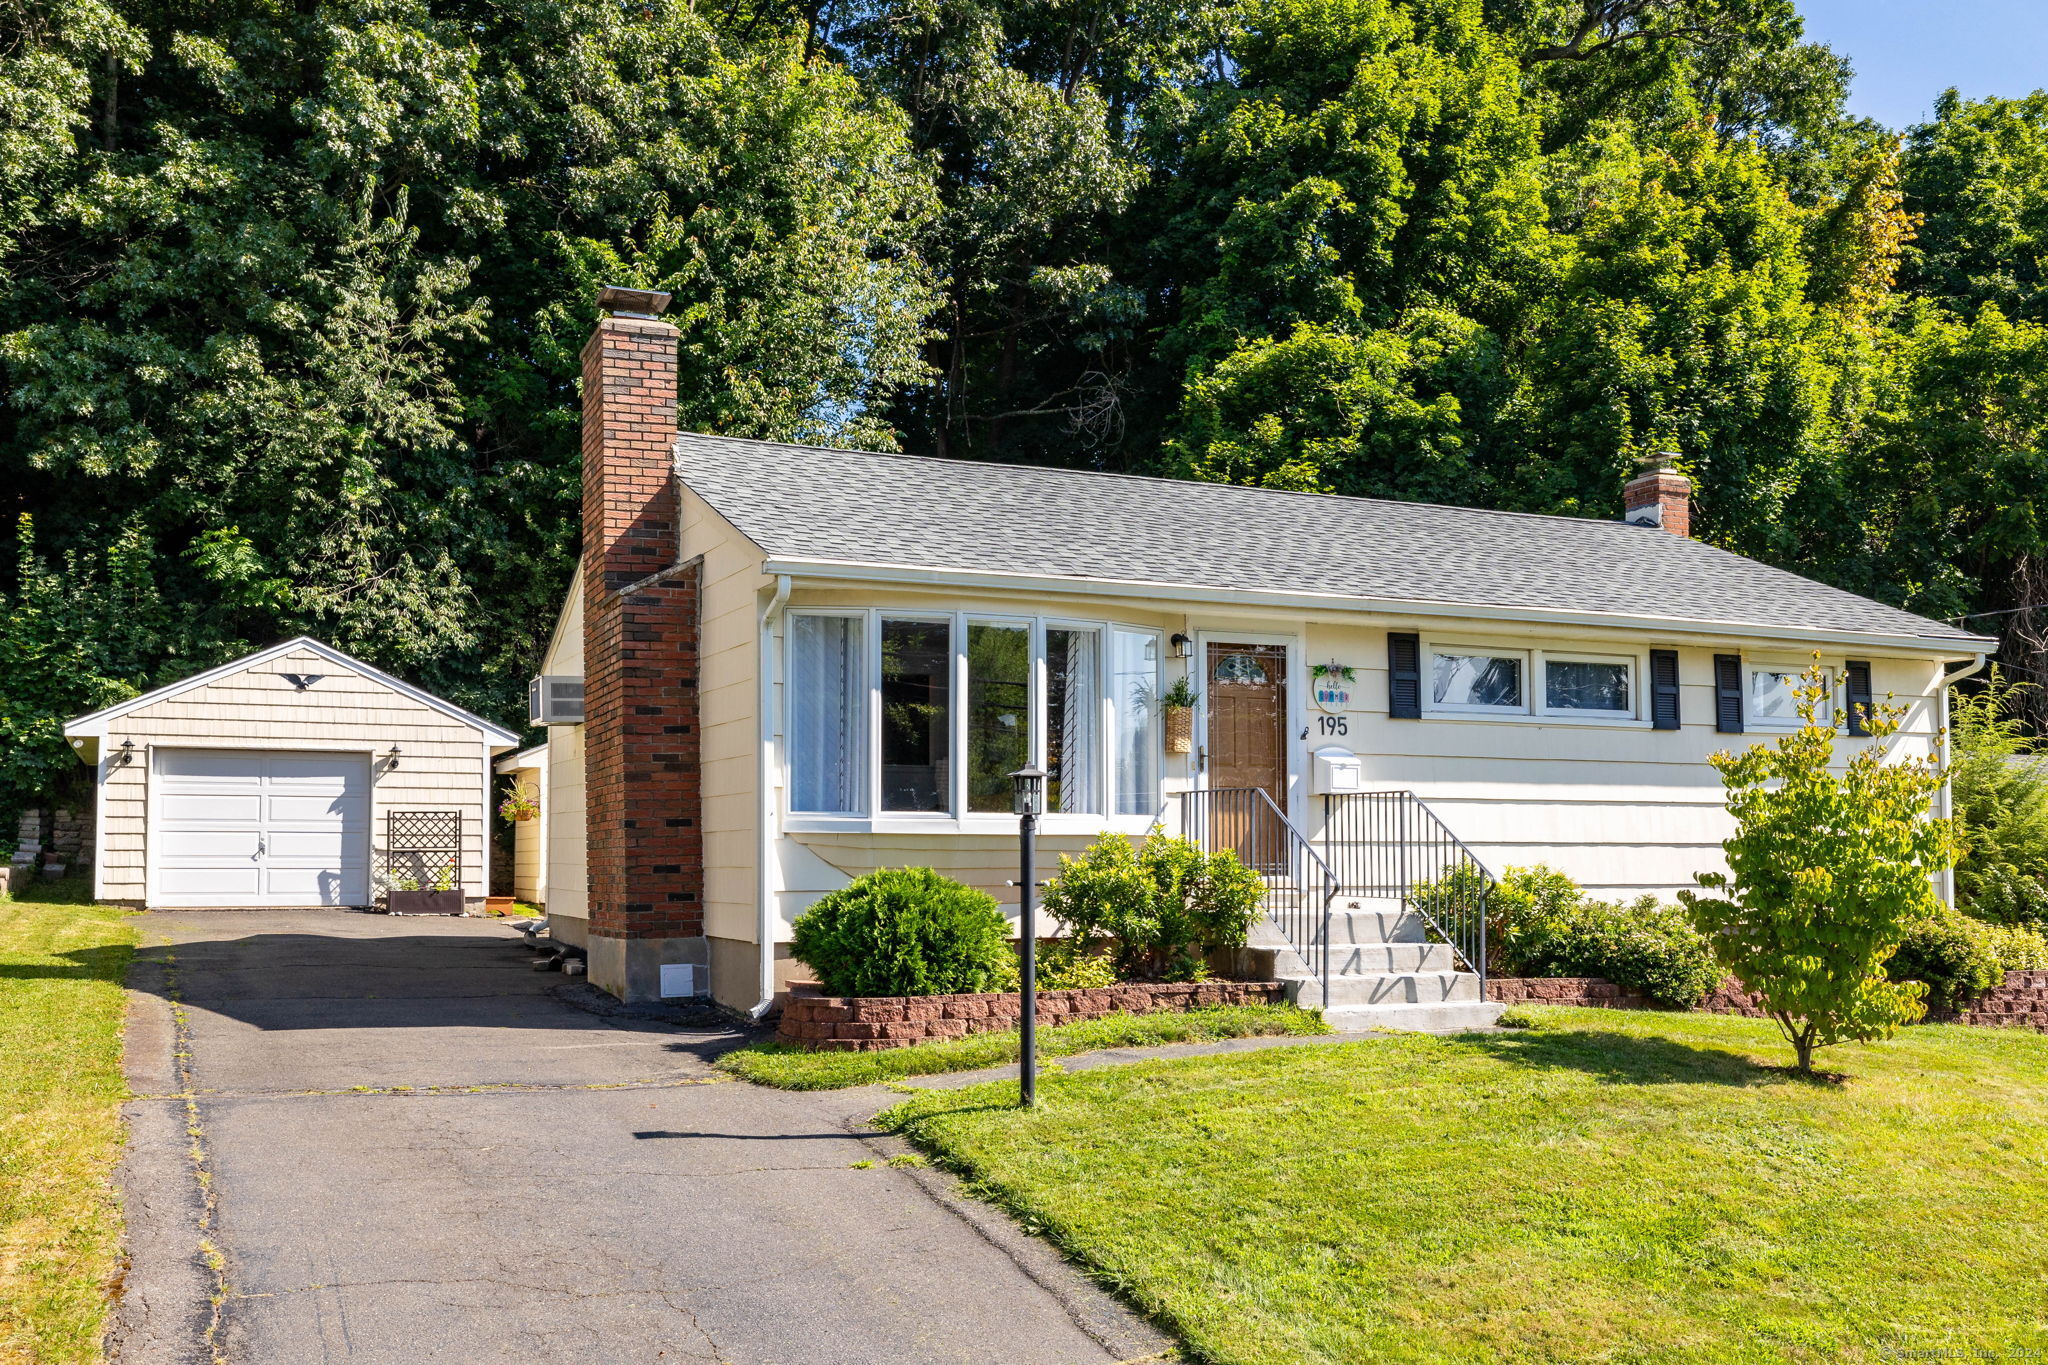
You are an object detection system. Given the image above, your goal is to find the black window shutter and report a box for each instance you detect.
[1845,660,1873,736]
[1649,649,1681,730]
[1388,633,1422,719]
[1713,654,1744,733]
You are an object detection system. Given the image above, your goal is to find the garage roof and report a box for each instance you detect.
[63,637,522,747]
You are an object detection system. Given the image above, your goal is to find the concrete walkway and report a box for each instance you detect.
[113,912,1173,1365]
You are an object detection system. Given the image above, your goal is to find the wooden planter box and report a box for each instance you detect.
[387,889,465,916]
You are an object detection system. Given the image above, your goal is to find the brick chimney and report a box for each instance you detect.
[1622,452,1691,536]
[580,285,705,1002]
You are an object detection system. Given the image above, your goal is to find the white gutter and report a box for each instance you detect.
[750,574,792,1019]
[1937,653,1990,907]
[756,556,1995,660]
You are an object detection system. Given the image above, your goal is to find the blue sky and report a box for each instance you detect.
[1795,0,2048,130]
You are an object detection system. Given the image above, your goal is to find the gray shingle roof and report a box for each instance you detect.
[673,432,1988,649]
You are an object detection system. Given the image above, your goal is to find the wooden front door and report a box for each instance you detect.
[1205,642,1289,869]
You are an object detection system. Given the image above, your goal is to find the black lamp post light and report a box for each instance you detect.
[1010,762,1045,1108]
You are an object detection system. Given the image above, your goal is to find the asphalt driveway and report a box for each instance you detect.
[112,911,1167,1364]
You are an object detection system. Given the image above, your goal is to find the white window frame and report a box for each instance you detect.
[1422,642,1533,716]
[785,611,870,818]
[783,608,1163,835]
[1747,661,1834,730]
[1538,651,1639,721]
[1419,639,1653,726]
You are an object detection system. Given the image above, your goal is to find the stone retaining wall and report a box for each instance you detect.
[778,979,1288,1051]
[1488,970,2048,1032]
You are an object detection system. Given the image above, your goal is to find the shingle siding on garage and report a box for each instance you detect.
[94,646,495,905]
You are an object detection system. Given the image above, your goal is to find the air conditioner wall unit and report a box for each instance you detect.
[529,675,586,725]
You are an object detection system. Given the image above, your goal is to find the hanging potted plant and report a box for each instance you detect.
[498,786,540,823]
[1161,675,1199,755]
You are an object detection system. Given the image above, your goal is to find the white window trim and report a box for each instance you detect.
[782,608,1163,835]
[1420,639,1654,727]
[1747,660,1836,730]
[1422,641,1532,716]
[1537,649,1641,721]
[784,610,870,818]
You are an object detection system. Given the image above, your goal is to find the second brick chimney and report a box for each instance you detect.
[1622,452,1692,536]
[580,285,706,1002]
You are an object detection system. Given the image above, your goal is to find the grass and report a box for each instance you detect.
[883,1007,2048,1365]
[717,1003,1331,1090]
[0,883,136,1365]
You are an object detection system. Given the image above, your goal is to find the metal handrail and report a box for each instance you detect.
[1320,791,1493,991]
[1172,787,1339,1010]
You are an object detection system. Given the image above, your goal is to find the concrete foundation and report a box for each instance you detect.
[586,933,710,1003]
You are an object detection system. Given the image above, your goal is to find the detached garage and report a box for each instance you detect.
[64,637,520,910]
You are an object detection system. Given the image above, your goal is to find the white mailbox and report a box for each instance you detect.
[1312,746,1366,795]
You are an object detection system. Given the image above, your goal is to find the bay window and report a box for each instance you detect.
[789,614,864,815]
[966,621,1030,812]
[880,618,951,812]
[1046,627,1099,814]
[787,611,1160,823]
[1110,629,1160,815]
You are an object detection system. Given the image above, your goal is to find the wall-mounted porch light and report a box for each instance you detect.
[115,739,136,766]
[1169,632,1193,660]
[383,744,402,770]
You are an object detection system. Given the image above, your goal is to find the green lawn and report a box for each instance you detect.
[884,1007,2048,1365]
[0,887,136,1364]
[719,1003,1330,1090]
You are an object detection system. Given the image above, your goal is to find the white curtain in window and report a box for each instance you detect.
[790,615,863,813]
[1111,630,1159,815]
[1047,628,1099,814]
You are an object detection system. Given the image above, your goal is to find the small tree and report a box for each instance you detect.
[1681,660,1954,1073]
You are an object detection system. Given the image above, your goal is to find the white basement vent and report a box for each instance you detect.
[528,675,585,725]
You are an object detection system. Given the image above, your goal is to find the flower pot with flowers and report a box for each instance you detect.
[499,786,540,823]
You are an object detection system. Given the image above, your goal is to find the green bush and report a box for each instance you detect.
[1962,861,2048,932]
[1889,908,2005,1012]
[790,867,1015,998]
[1042,832,1265,981]
[1035,940,1122,990]
[1985,920,2048,971]
[1444,864,1721,1009]
[1950,672,2048,929]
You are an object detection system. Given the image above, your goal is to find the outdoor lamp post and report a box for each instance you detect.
[1011,763,1046,1108]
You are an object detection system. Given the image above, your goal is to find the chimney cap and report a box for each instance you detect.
[1634,450,1684,476]
[598,285,673,319]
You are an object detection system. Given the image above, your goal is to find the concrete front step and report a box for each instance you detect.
[1326,941,1458,974]
[1320,999,1505,1033]
[1283,970,1483,1007]
[1324,906,1428,945]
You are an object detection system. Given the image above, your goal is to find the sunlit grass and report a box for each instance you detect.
[719,1003,1330,1090]
[0,886,136,1364]
[885,1007,2048,1365]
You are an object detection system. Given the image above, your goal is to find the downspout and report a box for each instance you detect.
[750,574,792,1019]
[1938,653,1989,908]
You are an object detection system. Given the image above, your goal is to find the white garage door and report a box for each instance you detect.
[152,749,371,908]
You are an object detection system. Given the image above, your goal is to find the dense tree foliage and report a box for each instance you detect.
[5,0,2048,821]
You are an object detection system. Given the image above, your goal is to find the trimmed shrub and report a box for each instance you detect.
[1452,864,1721,1009]
[1891,911,2048,1010]
[1042,832,1265,981]
[1986,920,2048,971]
[790,867,1014,998]
[1889,908,2005,1012]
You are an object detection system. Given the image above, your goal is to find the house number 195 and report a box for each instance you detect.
[1317,715,1349,736]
